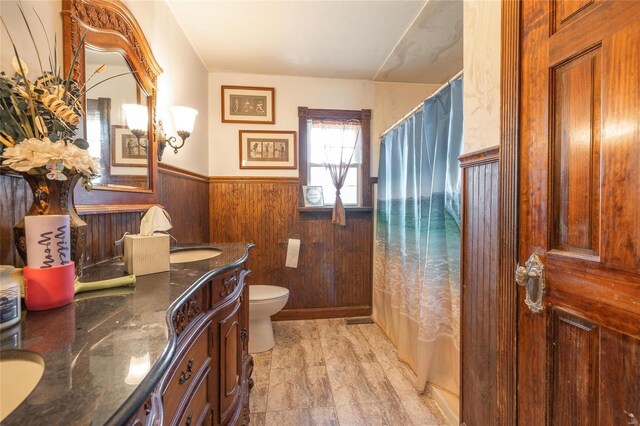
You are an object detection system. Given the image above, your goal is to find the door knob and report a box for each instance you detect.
[515,253,545,314]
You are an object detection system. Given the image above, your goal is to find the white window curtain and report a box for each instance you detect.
[309,119,361,225]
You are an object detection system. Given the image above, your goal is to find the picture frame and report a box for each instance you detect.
[110,125,148,167]
[239,130,297,169]
[302,186,325,207]
[221,85,275,124]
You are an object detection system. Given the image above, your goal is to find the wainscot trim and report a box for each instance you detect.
[158,163,209,182]
[459,146,500,168]
[298,207,373,213]
[272,306,372,321]
[209,176,299,184]
[76,204,160,215]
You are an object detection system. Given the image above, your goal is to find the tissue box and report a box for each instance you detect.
[124,234,170,276]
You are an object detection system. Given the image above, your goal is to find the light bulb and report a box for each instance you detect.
[122,104,149,133]
[170,106,198,134]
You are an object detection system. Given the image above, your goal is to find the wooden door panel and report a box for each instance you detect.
[547,310,640,424]
[549,310,599,425]
[218,299,242,424]
[601,22,640,270]
[599,329,640,424]
[549,3,639,65]
[551,47,601,256]
[551,0,598,34]
[545,258,640,337]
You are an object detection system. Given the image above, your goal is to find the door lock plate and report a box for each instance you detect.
[515,253,545,314]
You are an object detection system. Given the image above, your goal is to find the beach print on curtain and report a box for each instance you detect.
[374,77,463,397]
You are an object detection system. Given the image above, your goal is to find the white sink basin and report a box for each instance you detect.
[170,248,222,263]
[0,351,45,421]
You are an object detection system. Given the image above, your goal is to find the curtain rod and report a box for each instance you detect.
[379,70,463,139]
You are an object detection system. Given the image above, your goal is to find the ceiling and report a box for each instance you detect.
[166,0,463,84]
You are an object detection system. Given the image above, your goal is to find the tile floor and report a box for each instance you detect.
[249,319,448,426]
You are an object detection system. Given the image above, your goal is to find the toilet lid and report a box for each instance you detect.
[249,285,289,301]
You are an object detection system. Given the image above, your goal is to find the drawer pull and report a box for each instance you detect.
[185,413,193,426]
[179,358,195,385]
[240,328,248,341]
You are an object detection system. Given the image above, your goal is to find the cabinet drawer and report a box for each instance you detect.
[177,369,210,426]
[163,325,210,421]
[212,268,241,305]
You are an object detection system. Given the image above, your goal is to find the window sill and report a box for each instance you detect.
[298,206,373,219]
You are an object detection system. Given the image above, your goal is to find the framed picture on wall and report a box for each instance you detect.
[222,86,275,124]
[239,130,296,169]
[111,125,148,167]
[302,186,325,207]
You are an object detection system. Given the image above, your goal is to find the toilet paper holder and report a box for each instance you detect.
[281,233,302,246]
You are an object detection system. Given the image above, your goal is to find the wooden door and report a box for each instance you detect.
[518,1,640,424]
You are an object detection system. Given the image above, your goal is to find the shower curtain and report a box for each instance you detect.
[373,78,463,397]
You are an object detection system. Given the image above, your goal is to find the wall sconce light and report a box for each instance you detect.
[157,106,198,161]
[123,104,198,161]
[122,104,149,152]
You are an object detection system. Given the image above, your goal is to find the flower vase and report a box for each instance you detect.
[14,173,87,275]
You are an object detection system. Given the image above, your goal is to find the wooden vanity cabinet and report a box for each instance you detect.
[143,266,253,426]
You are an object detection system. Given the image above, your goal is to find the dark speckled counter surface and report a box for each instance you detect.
[0,242,253,426]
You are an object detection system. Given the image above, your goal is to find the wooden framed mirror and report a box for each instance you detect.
[62,0,162,208]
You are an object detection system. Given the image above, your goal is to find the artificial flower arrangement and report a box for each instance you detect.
[0,8,127,190]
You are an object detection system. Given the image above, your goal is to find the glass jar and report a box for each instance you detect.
[0,265,22,330]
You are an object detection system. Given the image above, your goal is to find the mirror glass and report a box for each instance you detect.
[84,49,150,190]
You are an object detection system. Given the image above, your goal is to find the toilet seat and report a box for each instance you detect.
[249,285,289,302]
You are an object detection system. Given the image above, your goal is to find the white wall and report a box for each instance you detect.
[1,0,492,170]
[371,82,441,176]
[209,72,373,177]
[208,73,444,178]
[0,0,209,175]
[463,0,501,154]
[0,1,62,78]
[125,1,208,175]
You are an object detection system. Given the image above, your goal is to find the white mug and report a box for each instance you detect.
[24,215,71,268]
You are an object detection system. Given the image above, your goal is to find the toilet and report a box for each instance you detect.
[248,285,289,353]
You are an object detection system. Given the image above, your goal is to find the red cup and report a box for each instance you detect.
[23,262,75,311]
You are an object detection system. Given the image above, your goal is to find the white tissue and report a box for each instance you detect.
[25,215,70,268]
[140,206,172,236]
[285,238,300,268]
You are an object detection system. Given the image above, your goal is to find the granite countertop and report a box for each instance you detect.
[0,242,253,425]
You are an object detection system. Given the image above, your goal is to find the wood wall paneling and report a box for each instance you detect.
[158,164,210,244]
[82,211,141,266]
[0,174,32,266]
[0,164,209,267]
[209,178,373,318]
[459,146,499,426]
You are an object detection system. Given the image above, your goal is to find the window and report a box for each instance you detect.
[308,120,361,205]
[298,108,371,208]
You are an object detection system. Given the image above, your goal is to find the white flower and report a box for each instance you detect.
[1,137,99,177]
